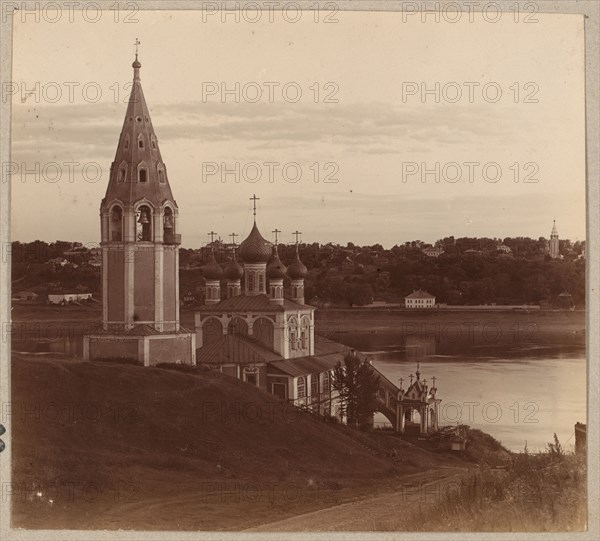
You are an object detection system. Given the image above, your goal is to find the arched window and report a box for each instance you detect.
[253,317,274,349]
[228,318,248,337]
[258,274,264,292]
[310,374,318,397]
[151,138,157,149]
[136,205,152,241]
[139,169,148,183]
[138,138,144,149]
[248,272,255,292]
[163,207,174,243]
[110,206,123,241]
[124,136,129,150]
[297,376,306,399]
[322,371,330,393]
[118,167,126,183]
[158,169,165,183]
[203,318,223,345]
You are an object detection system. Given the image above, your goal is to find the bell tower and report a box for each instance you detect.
[84,43,195,366]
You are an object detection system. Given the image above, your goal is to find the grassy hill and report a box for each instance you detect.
[12,355,458,531]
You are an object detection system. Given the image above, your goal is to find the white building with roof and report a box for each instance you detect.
[404,290,436,309]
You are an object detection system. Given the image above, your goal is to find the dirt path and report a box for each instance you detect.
[246,467,467,532]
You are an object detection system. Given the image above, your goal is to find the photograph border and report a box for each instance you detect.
[0,1,598,540]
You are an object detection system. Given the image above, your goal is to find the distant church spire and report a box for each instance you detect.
[550,219,560,259]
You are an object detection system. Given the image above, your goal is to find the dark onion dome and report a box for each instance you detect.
[202,250,223,280]
[287,245,307,279]
[132,55,141,69]
[239,222,272,264]
[223,251,243,280]
[267,246,287,279]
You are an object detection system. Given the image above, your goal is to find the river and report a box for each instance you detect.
[330,330,586,452]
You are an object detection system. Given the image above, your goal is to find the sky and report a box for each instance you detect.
[10,9,586,248]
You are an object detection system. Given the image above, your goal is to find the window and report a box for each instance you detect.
[124,137,129,150]
[258,274,264,291]
[297,376,306,398]
[138,139,144,149]
[310,375,318,397]
[152,139,157,149]
[158,169,165,183]
[301,330,307,349]
[110,206,123,241]
[323,371,330,392]
[290,330,296,350]
[118,168,126,183]
[163,207,174,243]
[139,169,148,183]
[248,272,254,291]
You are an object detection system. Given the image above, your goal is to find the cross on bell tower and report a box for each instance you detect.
[292,230,302,244]
[229,232,238,245]
[272,228,281,244]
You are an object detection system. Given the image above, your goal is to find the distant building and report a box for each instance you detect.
[182,291,196,304]
[45,257,69,268]
[405,290,436,309]
[48,293,93,305]
[423,247,444,258]
[549,220,560,259]
[558,292,574,309]
[14,291,38,301]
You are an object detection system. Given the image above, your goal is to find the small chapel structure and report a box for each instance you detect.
[396,364,441,434]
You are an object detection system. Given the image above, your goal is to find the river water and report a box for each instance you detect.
[330,331,586,452]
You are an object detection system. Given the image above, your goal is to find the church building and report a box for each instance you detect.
[194,199,348,416]
[83,51,196,366]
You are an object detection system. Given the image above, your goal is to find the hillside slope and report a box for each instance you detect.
[11,356,453,530]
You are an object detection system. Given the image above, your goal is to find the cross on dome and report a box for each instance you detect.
[250,194,260,222]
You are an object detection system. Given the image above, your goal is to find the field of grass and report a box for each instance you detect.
[11,355,460,530]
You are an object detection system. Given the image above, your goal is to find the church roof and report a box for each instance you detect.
[102,54,176,210]
[196,293,314,313]
[202,250,223,280]
[267,246,287,279]
[223,251,244,280]
[405,289,435,299]
[268,336,359,377]
[239,222,272,264]
[287,244,308,279]
[196,334,281,365]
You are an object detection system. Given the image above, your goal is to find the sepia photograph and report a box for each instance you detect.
[0,1,598,539]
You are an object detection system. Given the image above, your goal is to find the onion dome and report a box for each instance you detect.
[267,246,287,279]
[223,251,243,280]
[287,245,307,279]
[202,250,223,280]
[132,54,141,69]
[239,223,272,263]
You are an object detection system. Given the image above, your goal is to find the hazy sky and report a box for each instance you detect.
[10,10,586,248]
